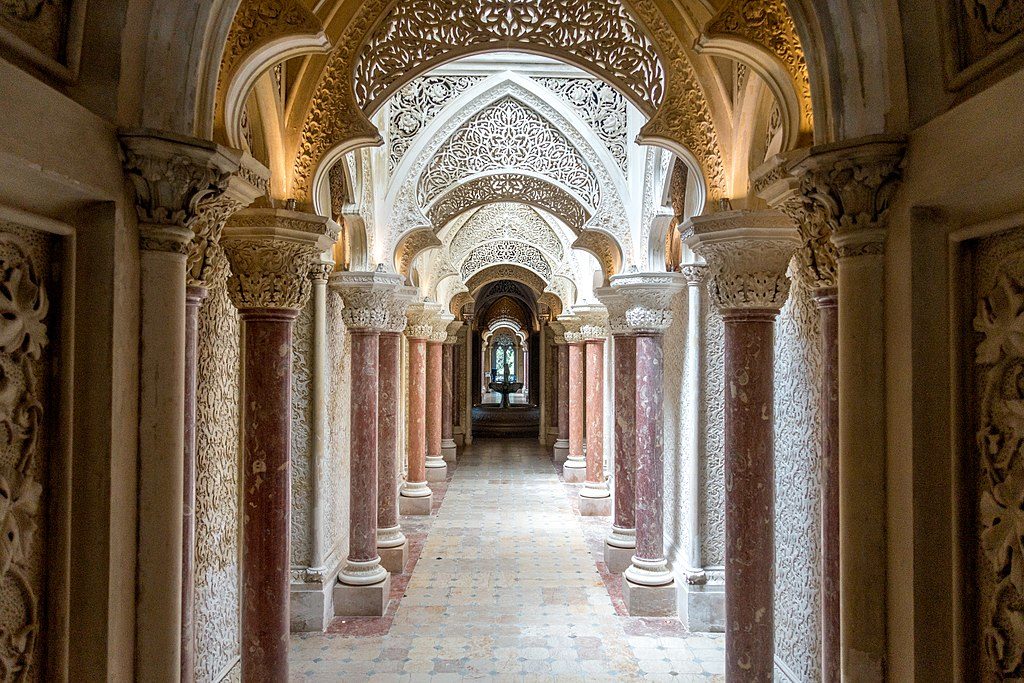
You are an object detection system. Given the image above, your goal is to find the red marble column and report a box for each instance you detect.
[556,343,569,447]
[564,337,587,480]
[377,331,406,551]
[425,338,447,480]
[181,284,206,681]
[239,308,297,682]
[340,329,386,585]
[815,287,840,683]
[401,335,431,506]
[441,340,457,461]
[582,336,610,500]
[607,334,636,553]
[722,309,777,681]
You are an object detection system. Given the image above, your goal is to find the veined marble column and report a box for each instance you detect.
[425,312,454,482]
[575,304,610,515]
[596,290,635,572]
[120,131,243,683]
[549,321,570,463]
[790,138,906,680]
[685,211,799,681]
[221,207,336,681]
[558,314,587,482]
[332,271,409,615]
[441,320,462,464]
[401,302,443,514]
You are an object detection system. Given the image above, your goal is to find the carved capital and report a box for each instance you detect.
[406,300,445,340]
[573,304,608,341]
[595,288,631,336]
[556,314,583,344]
[609,272,685,334]
[221,208,336,311]
[187,153,271,288]
[682,210,800,312]
[789,136,907,260]
[329,269,407,331]
[547,320,567,345]
[119,129,242,254]
[680,263,708,287]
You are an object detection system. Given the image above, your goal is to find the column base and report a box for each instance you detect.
[624,577,677,617]
[399,491,433,515]
[553,439,569,464]
[562,458,586,482]
[441,438,457,464]
[378,540,409,574]
[425,457,448,482]
[578,493,611,516]
[604,543,635,573]
[290,561,342,632]
[676,567,725,632]
[333,573,391,617]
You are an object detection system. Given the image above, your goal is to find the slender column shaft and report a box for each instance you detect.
[406,338,428,488]
[341,330,385,585]
[567,342,585,464]
[583,338,608,494]
[441,343,454,443]
[309,272,329,569]
[425,341,444,468]
[181,284,206,682]
[378,333,405,546]
[634,333,668,568]
[558,345,569,442]
[610,334,636,545]
[239,309,297,682]
[815,287,840,683]
[722,309,777,682]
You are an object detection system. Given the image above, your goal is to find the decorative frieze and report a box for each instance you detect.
[221,208,337,311]
[405,301,445,340]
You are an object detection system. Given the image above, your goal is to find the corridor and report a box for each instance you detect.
[290,439,725,680]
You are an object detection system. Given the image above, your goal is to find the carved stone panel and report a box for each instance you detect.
[0,0,84,78]
[944,0,1024,86]
[0,224,57,680]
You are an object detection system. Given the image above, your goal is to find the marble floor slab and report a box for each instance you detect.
[290,438,725,681]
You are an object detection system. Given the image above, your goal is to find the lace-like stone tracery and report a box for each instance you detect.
[418,97,601,208]
[448,203,564,262]
[536,77,628,171]
[388,75,485,172]
[428,173,590,232]
[459,240,554,282]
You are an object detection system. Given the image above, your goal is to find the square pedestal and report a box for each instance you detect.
[378,540,409,573]
[399,493,432,515]
[425,464,448,482]
[553,443,569,464]
[334,574,391,617]
[441,445,457,464]
[624,579,677,617]
[290,578,335,632]
[678,579,725,632]
[579,494,611,516]
[604,544,634,573]
[563,463,586,483]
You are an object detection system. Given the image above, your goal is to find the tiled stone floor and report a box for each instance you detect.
[291,438,725,681]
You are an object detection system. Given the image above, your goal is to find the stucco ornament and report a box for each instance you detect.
[975,273,1024,676]
[448,203,565,263]
[428,173,590,232]
[330,270,407,332]
[406,301,445,340]
[459,241,554,282]
[610,272,685,333]
[535,77,629,171]
[388,76,485,172]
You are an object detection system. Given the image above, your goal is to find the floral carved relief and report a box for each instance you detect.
[388,76,485,173]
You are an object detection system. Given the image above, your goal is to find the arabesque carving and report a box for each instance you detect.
[466,265,547,297]
[388,76,485,172]
[448,203,565,263]
[459,241,554,282]
[428,174,590,232]
[535,77,628,170]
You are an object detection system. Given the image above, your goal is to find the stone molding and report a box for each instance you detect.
[556,314,583,344]
[221,208,336,311]
[595,287,631,336]
[680,263,708,287]
[329,269,407,332]
[188,153,271,289]
[443,320,463,345]
[609,271,686,334]
[573,304,608,341]
[787,136,907,260]
[406,300,445,340]
[119,129,243,254]
[682,210,800,312]
[430,313,456,343]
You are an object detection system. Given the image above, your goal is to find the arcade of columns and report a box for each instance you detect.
[119,119,903,681]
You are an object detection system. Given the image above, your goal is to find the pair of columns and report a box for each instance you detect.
[401,302,461,515]
[548,320,570,463]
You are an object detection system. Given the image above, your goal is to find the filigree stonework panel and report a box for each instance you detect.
[700,299,725,567]
[352,0,665,113]
[418,97,601,209]
[290,302,313,566]
[193,279,241,682]
[0,224,55,680]
[448,203,565,263]
[428,174,589,232]
[388,76,485,173]
[459,240,554,282]
[773,267,823,681]
[535,78,628,171]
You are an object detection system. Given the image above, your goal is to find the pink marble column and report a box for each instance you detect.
[424,336,448,481]
[440,323,461,463]
[339,328,387,586]
[581,334,611,507]
[555,341,570,460]
[181,284,206,681]
[606,333,636,563]
[377,331,407,559]
[402,335,431,505]
[563,335,587,481]
[815,287,840,683]
[238,308,298,682]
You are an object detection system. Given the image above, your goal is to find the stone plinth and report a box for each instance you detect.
[624,579,677,617]
[604,543,635,574]
[334,573,392,617]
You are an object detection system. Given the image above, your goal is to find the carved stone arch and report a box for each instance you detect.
[447,203,567,266]
[216,2,330,146]
[427,172,592,233]
[466,264,548,299]
[571,229,622,283]
[459,240,555,283]
[449,290,474,317]
[394,227,441,277]
[537,291,563,318]
[288,0,727,207]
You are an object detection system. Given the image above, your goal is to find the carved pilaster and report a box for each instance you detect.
[681,210,800,313]
[221,208,337,311]
[119,129,242,254]
[188,154,270,289]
